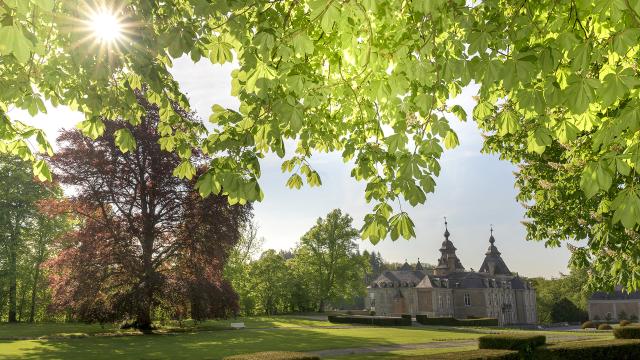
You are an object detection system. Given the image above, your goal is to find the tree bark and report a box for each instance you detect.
[29,262,42,323]
[8,223,18,323]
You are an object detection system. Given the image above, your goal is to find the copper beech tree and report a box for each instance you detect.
[47,96,252,329]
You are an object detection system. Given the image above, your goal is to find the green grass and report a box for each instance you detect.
[0,316,334,339]
[0,317,615,360]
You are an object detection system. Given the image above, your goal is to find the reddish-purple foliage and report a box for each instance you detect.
[47,97,251,327]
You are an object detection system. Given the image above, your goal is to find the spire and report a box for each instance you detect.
[416,258,424,271]
[489,224,495,244]
[444,217,450,239]
[400,259,412,271]
[479,227,511,275]
[434,219,465,275]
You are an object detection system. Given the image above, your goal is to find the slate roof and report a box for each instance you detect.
[590,289,640,300]
[368,224,532,290]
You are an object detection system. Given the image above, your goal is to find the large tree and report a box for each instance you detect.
[0,155,54,322]
[48,96,251,329]
[293,209,369,312]
[4,1,640,289]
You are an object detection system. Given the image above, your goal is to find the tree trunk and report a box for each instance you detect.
[29,262,42,323]
[8,226,17,323]
[318,299,325,313]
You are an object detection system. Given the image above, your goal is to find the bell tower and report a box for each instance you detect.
[434,218,465,276]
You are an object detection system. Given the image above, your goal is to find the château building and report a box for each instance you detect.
[367,223,537,325]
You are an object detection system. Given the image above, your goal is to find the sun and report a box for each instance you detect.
[90,10,123,43]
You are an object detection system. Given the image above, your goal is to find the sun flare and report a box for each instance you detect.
[90,10,123,43]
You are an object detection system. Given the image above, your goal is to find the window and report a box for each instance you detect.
[464,293,471,306]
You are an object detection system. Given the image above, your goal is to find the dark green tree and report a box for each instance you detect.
[0,155,53,322]
[294,209,369,312]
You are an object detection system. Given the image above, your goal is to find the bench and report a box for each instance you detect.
[230,322,245,330]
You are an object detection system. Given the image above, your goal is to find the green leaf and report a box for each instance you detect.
[173,161,196,179]
[307,170,322,187]
[195,172,221,197]
[32,159,52,182]
[114,128,137,154]
[0,25,33,63]
[595,161,613,191]
[554,119,579,144]
[292,33,314,55]
[601,70,632,106]
[580,163,599,198]
[565,76,600,114]
[286,173,303,189]
[527,127,552,154]
[612,188,640,228]
[320,3,340,33]
[77,118,106,140]
[32,0,54,11]
[444,130,459,149]
[389,212,416,240]
[450,104,467,122]
[384,133,407,153]
[496,110,520,135]
[361,215,388,244]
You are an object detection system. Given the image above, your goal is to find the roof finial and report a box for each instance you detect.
[443,216,450,239]
[489,224,495,244]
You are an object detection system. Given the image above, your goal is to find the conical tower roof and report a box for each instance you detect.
[479,227,511,275]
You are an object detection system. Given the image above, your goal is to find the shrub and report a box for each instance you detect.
[631,314,639,322]
[614,325,640,339]
[478,333,546,355]
[369,310,376,316]
[621,320,631,327]
[402,314,412,321]
[620,310,629,320]
[581,321,595,329]
[223,351,319,360]
[415,316,498,327]
[534,339,640,360]
[597,323,612,330]
[328,315,411,326]
[399,349,519,359]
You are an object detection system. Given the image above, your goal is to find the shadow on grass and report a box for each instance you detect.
[0,326,480,360]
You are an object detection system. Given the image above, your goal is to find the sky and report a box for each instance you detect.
[17,56,573,278]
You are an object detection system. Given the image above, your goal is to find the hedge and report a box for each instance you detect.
[327,315,412,326]
[399,349,519,360]
[478,333,546,354]
[581,321,595,329]
[416,316,498,327]
[621,320,631,327]
[223,351,319,360]
[614,325,640,339]
[597,323,612,330]
[534,339,640,359]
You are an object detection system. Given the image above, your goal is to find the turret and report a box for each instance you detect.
[434,219,465,276]
[479,226,511,276]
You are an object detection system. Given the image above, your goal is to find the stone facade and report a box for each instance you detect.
[588,287,640,321]
[367,224,537,325]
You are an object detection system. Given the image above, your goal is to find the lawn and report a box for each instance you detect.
[0,317,613,360]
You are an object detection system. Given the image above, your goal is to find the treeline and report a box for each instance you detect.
[225,210,370,315]
[530,268,590,324]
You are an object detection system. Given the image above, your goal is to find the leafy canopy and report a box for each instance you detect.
[3,1,640,289]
